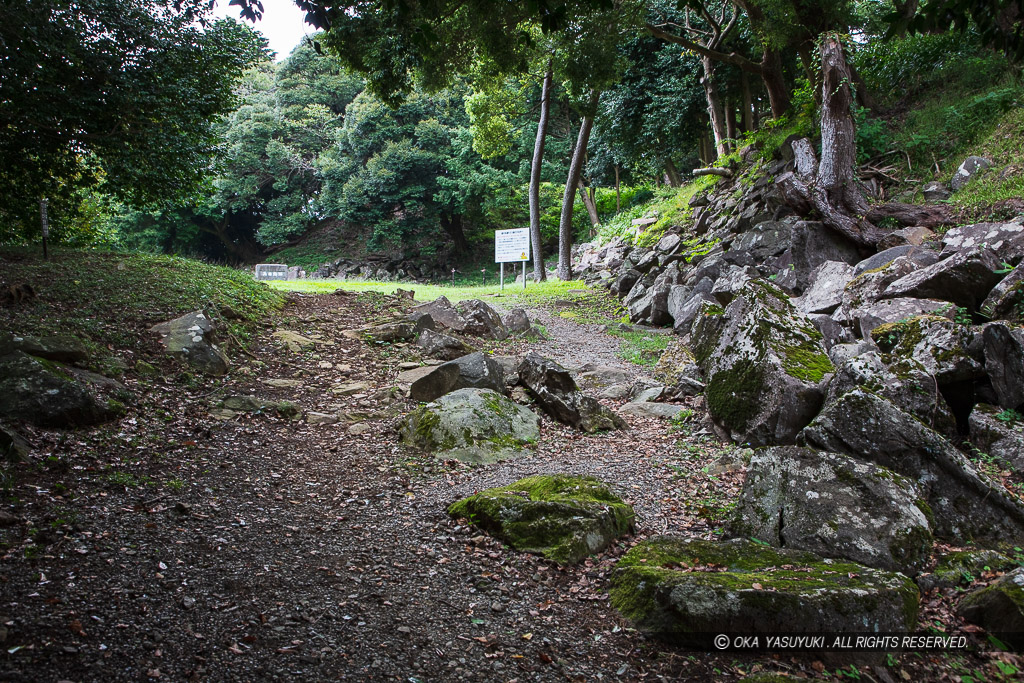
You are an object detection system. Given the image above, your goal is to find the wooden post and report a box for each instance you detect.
[40,198,49,260]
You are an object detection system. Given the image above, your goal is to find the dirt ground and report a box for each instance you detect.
[0,291,1016,682]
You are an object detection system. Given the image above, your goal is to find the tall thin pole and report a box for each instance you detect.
[40,198,49,260]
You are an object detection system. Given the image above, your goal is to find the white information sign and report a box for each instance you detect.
[494,228,530,263]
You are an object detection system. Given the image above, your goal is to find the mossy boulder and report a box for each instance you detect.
[0,351,118,427]
[0,332,89,364]
[958,567,1024,648]
[799,388,1024,544]
[729,446,933,575]
[690,280,833,446]
[149,310,229,376]
[870,315,981,384]
[825,351,958,438]
[399,388,538,464]
[609,537,919,645]
[918,549,1014,592]
[448,474,635,564]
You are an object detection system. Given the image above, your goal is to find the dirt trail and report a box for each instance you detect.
[0,292,747,682]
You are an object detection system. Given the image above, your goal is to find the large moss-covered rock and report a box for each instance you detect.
[399,388,538,463]
[799,389,1024,543]
[448,474,634,564]
[610,537,918,645]
[917,549,1014,592]
[0,333,88,364]
[870,315,982,385]
[690,280,833,446]
[729,446,933,574]
[0,351,118,427]
[958,567,1024,648]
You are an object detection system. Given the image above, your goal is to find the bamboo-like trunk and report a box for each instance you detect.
[529,60,553,282]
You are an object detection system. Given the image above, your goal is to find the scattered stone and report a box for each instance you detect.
[793,261,855,314]
[348,423,371,435]
[149,310,229,376]
[518,353,627,433]
[414,328,476,361]
[958,567,1024,648]
[220,395,266,412]
[618,403,685,419]
[307,412,339,425]
[332,381,369,396]
[980,263,1024,320]
[846,297,951,340]
[799,389,1024,543]
[950,155,993,192]
[0,333,88,364]
[408,296,466,332]
[408,352,505,402]
[0,422,31,460]
[448,475,634,564]
[272,330,317,352]
[610,537,918,645]
[729,446,933,574]
[262,378,303,389]
[502,308,531,333]
[360,321,416,343]
[458,300,508,340]
[399,388,539,463]
[922,181,951,202]
[576,365,632,390]
[852,245,938,277]
[876,226,937,250]
[397,361,420,370]
[882,246,1004,310]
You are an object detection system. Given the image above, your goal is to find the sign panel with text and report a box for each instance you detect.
[494,229,530,263]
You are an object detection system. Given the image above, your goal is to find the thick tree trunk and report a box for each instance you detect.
[557,93,598,281]
[775,36,890,247]
[529,60,553,282]
[439,212,470,254]
[701,55,729,158]
[760,47,790,118]
[741,71,754,133]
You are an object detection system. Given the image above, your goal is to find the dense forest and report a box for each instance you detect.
[2,1,1023,276]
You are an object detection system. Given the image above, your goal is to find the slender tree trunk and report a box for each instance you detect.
[725,99,738,141]
[614,164,621,213]
[557,93,598,281]
[741,72,754,133]
[529,60,553,282]
[664,159,683,187]
[701,56,728,158]
[578,181,599,233]
[760,47,790,118]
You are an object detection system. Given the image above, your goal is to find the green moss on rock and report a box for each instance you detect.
[448,475,635,564]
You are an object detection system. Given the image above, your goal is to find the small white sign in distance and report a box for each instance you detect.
[495,228,530,263]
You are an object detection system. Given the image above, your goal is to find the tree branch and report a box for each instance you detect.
[646,23,765,75]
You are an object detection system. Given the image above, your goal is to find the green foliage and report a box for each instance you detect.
[0,1,265,243]
[605,327,671,366]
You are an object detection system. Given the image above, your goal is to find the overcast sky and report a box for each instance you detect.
[212,0,315,61]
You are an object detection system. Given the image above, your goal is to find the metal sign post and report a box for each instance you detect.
[495,228,530,291]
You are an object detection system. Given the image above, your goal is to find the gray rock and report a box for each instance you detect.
[656,233,682,255]
[690,281,832,446]
[361,321,417,343]
[672,291,718,334]
[732,221,793,261]
[628,282,672,325]
[491,355,521,386]
[951,155,993,191]
[883,246,1004,310]
[798,389,1024,543]
[408,296,466,332]
[941,222,1024,262]
[518,353,627,433]
[789,221,863,290]
[408,352,505,402]
[611,269,642,298]
[729,446,933,574]
[399,388,539,463]
[983,322,1024,409]
[629,385,666,403]
[827,342,875,367]
[876,226,937,251]
[711,266,760,306]
[448,474,634,563]
[807,313,853,350]
[0,333,88,364]
[853,245,939,277]
[618,402,686,419]
[220,395,268,412]
[0,422,31,460]
[610,537,918,645]
[969,403,1024,471]
[0,351,118,427]
[576,365,632,390]
[918,549,1014,592]
[458,300,508,340]
[149,310,229,376]
[793,261,855,314]
[980,263,1024,319]
[836,255,922,326]
[414,328,476,361]
[825,351,957,437]
[872,315,982,384]
[958,567,1024,648]
[846,297,952,340]
[502,308,531,333]
[922,181,951,202]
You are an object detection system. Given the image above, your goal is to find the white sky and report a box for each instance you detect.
[212,0,316,61]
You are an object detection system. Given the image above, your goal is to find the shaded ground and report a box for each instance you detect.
[0,290,1016,682]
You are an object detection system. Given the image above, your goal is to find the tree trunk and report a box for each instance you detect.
[701,56,729,158]
[741,72,754,133]
[578,181,600,233]
[774,36,889,247]
[557,93,598,281]
[664,158,683,187]
[760,47,790,118]
[725,99,738,141]
[439,212,470,254]
[614,164,621,213]
[529,60,553,282]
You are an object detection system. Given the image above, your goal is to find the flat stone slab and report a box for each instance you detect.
[618,403,686,419]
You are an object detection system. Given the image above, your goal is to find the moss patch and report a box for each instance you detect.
[448,475,635,564]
